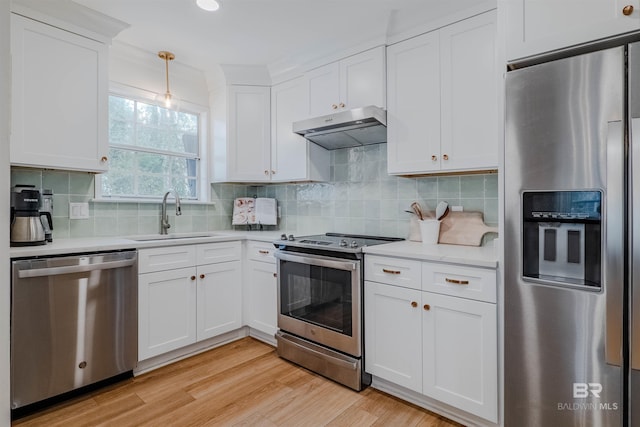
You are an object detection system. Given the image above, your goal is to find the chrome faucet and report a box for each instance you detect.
[160,190,182,234]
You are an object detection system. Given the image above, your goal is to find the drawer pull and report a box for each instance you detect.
[382,268,401,275]
[445,278,469,285]
[258,250,270,254]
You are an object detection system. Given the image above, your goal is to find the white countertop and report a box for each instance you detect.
[363,240,499,269]
[9,230,285,258]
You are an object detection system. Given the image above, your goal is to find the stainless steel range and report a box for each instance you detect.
[273,232,403,390]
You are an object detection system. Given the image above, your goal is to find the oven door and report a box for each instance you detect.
[276,251,361,357]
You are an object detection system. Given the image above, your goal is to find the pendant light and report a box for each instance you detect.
[196,0,220,11]
[158,51,175,108]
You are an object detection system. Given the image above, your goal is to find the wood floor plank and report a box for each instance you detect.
[12,337,462,427]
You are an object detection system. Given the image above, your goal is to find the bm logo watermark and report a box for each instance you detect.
[573,383,602,398]
[557,383,619,411]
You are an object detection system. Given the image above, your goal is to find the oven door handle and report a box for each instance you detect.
[274,251,358,271]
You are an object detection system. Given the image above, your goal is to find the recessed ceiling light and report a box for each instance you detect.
[196,0,220,11]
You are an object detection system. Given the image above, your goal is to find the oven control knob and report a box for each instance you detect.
[288,234,295,241]
[340,239,348,247]
[280,233,288,241]
[350,240,358,248]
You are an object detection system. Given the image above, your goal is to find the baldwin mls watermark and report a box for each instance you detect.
[557,383,619,411]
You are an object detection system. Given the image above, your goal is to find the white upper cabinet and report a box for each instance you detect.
[386,31,441,174]
[306,46,386,117]
[440,12,498,171]
[213,81,329,183]
[10,14,109,172]
[271,77,330,182]
[506,0,640,62]
[387,10,498,175]
[226,85,272,182]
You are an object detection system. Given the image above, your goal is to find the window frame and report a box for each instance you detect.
[95,83,210,203]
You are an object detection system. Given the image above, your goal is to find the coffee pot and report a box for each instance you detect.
[40,189,54,242]
[10,185,48,247]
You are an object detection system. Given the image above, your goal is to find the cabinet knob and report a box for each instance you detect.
[411,301,418,308]
[271,170,276,175]
[190,276,196,281]
[443,154,449,160]
[339,102,345,108]
[431,155,437,161]
[200,274,205,279]
[100,156,108,163]
[264,170,269,175]
[424,304,431,311]
[623,5,634,15]
[273,273,277,278]
[332,104,338,110]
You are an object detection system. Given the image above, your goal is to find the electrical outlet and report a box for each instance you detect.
[69,202,89,219]
[451,205,464,212]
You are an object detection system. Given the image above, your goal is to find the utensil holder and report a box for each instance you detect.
[419,220,441,245]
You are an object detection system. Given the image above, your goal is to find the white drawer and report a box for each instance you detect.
[247,241,276,263]
[138,245,196,274]
[422,263,496,303]
[365,255,422,290]
[196,241,241,265]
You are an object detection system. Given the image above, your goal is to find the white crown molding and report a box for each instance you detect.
[11,0,129,43]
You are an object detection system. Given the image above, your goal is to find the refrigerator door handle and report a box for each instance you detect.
[632,118,640,370]
[606,120,624,367]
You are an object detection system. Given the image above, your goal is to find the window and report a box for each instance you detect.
[100,94,203,200]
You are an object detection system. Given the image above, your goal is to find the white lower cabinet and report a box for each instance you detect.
[138,242,242,361]
[245,241,278,337]
[138,267,197,360]
[365,281,422,392]
[365,255,498,423]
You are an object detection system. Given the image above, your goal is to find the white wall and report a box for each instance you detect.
[1,0,11,424]
[109,41,209,108]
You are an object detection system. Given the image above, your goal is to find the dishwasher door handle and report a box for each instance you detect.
[18,258,136,279]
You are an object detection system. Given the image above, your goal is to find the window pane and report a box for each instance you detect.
[103,95,200,200]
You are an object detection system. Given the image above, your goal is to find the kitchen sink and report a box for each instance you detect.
[130,233,221,242]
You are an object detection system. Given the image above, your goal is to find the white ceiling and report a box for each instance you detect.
[71,0,491,75]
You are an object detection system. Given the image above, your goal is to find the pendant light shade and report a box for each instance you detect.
[158,51,175,108]
[196,0,220,11]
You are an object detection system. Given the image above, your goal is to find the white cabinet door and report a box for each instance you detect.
[306,62,340,117]
[506,0,640,62]
[138,267,197,361]
[271,77,330,182]
[306,47,386,117]
[247,260,278,336]
[440,11,498,171]
[10,14,108,172]
[422,292,498,423]
[227,85,271,182]
[364,281,422,393]
[386,31,441,174]
[340,46,386,111]
[196,261,242,341]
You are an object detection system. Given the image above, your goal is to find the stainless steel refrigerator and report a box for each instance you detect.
[505,43,640,426]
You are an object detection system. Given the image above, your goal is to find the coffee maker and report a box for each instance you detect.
[40,189,54,242]
[10,185,48,246]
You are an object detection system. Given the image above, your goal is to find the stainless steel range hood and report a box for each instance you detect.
[292,105,386,150]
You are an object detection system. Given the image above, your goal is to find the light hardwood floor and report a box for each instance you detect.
[13,337,462,426]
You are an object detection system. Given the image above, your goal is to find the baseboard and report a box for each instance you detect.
[248,328,277,347]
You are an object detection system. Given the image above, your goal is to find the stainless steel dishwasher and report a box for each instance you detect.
[11,250,138,409]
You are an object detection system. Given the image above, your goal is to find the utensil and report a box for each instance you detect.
[411,202,426,220]
[436,201,450,221]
